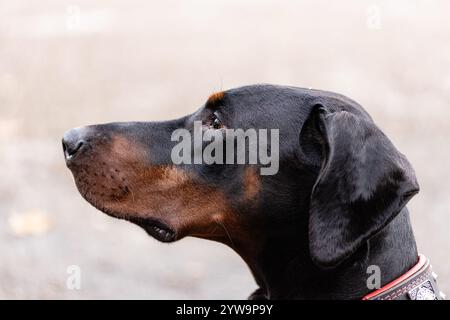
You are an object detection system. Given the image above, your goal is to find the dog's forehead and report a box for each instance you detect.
[206,85,288,107]
[217,84,371,121]
[218,84,315,111]
[206,85,313,123]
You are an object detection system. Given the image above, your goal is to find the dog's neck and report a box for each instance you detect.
[231,207,418,300]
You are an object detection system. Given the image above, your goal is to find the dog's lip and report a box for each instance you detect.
[128,217,177,242]
[79,201,177,242]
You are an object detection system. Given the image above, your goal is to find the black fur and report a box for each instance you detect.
[63,84,420,299]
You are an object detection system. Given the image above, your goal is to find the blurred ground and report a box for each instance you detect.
[0,0,449,299]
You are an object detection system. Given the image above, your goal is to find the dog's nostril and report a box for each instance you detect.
[62,127,88,160]
[62,139,85,158]
[69,141,84,156]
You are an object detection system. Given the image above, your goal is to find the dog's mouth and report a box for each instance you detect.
[70,169,178,243]
[128,217,177,243]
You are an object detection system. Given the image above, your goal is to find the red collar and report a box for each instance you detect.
[362,254,443,300]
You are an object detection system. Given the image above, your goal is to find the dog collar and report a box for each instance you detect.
[362,254,445,300]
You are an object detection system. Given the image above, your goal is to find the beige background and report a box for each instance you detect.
[0,0,449,299]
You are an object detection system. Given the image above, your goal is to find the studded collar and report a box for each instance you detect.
[362,254,445,300]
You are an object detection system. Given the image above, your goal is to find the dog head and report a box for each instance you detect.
[63,84,418,268]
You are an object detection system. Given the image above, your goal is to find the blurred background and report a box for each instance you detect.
[0,0,449,299]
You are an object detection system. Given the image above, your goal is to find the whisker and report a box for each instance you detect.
[217,221,235,250]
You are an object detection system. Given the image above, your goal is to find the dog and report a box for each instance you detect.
[62,84,442,300]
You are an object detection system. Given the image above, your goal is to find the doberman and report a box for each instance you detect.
[62,84,442,300]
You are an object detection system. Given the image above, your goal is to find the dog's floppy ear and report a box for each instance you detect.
[303,103,419,269]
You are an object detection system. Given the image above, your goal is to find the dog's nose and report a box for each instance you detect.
[62,127,87,161]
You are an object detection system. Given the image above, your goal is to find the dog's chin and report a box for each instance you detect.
[128,217,177,243]
[100,207,178,243]
[77,189,178,243]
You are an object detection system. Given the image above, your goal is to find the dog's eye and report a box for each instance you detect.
[211,113,223,129]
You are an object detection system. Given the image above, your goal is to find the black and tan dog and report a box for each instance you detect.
[63,84,440,300]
